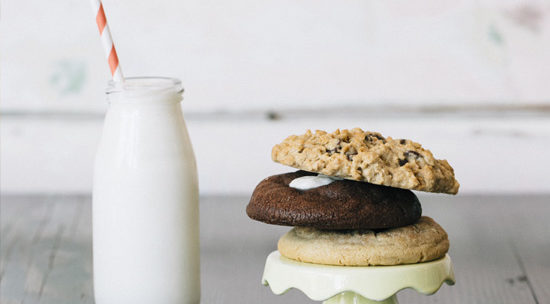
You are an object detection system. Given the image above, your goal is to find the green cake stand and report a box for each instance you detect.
[262,251,455,304]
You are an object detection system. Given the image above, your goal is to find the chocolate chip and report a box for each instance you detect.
[400,139,406,144]
[326,146,342,155]
[326,139,342,155]
[364,133,386,143]
[399,159,408,166]
[404,150,422,159]
[345,147,358,161]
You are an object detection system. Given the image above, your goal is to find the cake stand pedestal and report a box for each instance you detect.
[262,251,455,304]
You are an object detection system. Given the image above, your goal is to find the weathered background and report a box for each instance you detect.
[2,0,550,195]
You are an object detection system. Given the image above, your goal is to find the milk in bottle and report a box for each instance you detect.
[93,77,200,304]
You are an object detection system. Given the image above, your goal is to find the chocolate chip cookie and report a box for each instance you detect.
[271,128,460,194]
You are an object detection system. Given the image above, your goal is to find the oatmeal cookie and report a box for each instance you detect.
[272,128,459,194]
[277,216,449,266]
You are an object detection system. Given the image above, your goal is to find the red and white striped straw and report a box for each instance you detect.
[90,0,124,81]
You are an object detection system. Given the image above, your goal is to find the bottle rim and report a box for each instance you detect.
[106,77,184,95]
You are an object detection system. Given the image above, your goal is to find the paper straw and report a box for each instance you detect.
[90,0,124,81]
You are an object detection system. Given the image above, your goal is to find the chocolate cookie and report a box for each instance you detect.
[278,216,449,266]
[271,128,460,194]
[246,171,421,230]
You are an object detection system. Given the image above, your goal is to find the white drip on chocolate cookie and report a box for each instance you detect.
[289,174,343,191]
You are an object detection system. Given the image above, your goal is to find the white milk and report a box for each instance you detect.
[93,77,200,304]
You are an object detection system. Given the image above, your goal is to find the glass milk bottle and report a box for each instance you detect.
[93,77,200,304]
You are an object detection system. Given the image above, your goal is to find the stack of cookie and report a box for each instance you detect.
[247,128,459,266]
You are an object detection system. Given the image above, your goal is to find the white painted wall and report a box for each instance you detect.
[3,114,550,195]
[3,0,550,113]
[2,0,550,194]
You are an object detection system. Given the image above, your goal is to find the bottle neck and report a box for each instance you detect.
[106,77,184,106]
[108,92,182,106]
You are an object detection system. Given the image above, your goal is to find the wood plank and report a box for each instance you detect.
[0,197,53,303]
[504,196,550,304]
[20,198,80,304]
[198,195,542,304]
[38,197,93,304]
[1,195,549,304]
[398,195,539,304]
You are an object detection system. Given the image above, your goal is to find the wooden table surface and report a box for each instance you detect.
[1,194,549,304]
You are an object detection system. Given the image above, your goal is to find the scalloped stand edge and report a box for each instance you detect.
[262,251,456,304]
